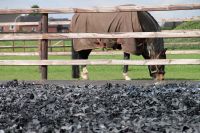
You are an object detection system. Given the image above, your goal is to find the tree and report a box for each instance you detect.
[29,5,41,16]
[31,5,40,9]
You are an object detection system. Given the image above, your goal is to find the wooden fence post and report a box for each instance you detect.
[71,39,80,78]
[12,41,15,52]
[63,40,65,52]
[40,13,48,80]
[23,40,25,52]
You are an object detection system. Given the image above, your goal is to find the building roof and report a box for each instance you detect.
[0,14,20,22]
[19,15,42,22]
[49,18,69,21]
[0,14,42,23]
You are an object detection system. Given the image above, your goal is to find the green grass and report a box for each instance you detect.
[164,21,200,50]
[0,40,72,52]
[175,21,200,30]
[0,54,199,80]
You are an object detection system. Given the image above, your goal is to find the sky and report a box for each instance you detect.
[0,0,200,22]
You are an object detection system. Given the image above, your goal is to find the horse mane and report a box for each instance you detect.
[143,12,161,31]
[138,11,165,59]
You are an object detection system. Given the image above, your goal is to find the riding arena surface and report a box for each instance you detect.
[0,80,200,133]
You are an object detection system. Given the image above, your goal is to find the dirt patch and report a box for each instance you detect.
[0,80,200,132]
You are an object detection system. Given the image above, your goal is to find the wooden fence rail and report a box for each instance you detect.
[0,30,200,41]
[0,21,71,26]
[161,17,200,22]
[0,16,200,27]
[0,59,200,66]
[0,17,200,27]
[0,45,70,49]
[0,3,200,14]
[0,42,199,52]
[0,50,200,56]
[165,42,200,45]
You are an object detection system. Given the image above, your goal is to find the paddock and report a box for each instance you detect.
[0,3,200,80]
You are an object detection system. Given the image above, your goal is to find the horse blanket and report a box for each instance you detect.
[71,12,143,54]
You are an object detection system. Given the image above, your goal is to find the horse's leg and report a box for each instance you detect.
[78,49,92,80]
[123,52,131,80]
[141,47,154,79]
[80,65,88,80]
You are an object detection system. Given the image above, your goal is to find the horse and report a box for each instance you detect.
[70,10,167,80]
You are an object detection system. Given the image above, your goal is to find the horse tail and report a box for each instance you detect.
[71,39,80,78]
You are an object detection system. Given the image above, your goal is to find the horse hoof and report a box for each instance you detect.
[81,72,89,80]
[155,74,164,81]
[123,73,131,80]
[125,77,131,80]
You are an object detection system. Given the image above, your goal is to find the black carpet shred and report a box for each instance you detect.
[0,80,200,133]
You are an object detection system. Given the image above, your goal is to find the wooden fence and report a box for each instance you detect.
[0,4,200,14]
[161,17,200,22]
[0,41,199,52]
[0,16,199,27]
[0,21,71,26]
[0,40,70,52]
[0,50,200,56]
[0,3,200,80]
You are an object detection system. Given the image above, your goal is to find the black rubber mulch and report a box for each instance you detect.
[0,80,200,133]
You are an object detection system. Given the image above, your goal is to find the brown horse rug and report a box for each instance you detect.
[71,12,143,54]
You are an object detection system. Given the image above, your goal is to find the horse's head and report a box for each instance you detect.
[143,38,167,81]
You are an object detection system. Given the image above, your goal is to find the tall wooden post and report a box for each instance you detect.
[71,40,80,78]
[40,13,48,80]
[63,40,65,52]
[23,40,25,52]
[12,41,15,52]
